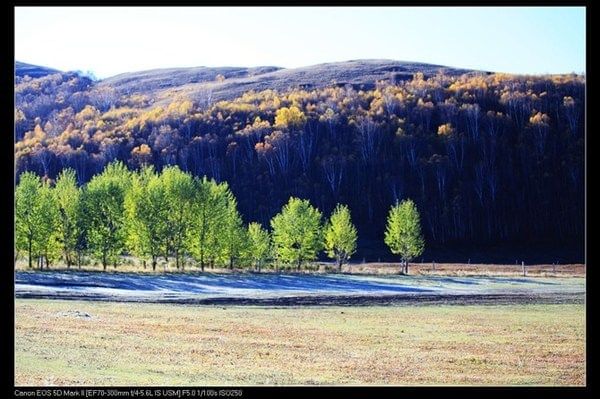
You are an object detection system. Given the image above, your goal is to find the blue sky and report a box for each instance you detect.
[15,7,586,79]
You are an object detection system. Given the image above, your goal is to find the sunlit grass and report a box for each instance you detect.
[15,300,585,386]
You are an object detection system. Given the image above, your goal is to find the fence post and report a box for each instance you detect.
[432,261,436,271]
[522,261,526,277]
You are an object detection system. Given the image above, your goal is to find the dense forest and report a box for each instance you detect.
[14,62,585,261]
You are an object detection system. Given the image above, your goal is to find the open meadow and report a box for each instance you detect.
[15,299,585,386]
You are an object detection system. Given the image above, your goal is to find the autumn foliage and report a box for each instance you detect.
[15,70,585,250]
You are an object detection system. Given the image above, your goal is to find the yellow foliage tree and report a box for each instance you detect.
[437,123,455,136]
[274,106,306,128]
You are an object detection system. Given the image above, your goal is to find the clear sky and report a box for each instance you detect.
[15,7,586,79]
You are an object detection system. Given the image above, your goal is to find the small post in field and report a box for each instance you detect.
[432,261,436,271]
[522,261,526,277]
[553,262,556,274]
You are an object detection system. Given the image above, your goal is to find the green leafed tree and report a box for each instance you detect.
[15,172,43,269]
[124,167,150,268]
[191,177,228,271]
[191,177,211,271]
[220,189,248,269]
[82,161,131,270]
[161,166,196,270]
[270,197,323,271]
[247,222,271,272]
[124,165,169,271]
[324,204,357,272]
[54,169,80,268]
[384,199,425,274]
[73,188,89,269]
[36,180,62,268]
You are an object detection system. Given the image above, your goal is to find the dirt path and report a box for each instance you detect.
[15,291,584,306]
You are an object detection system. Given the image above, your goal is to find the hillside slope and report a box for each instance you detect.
[14,59,584,261]
[99,59,481,104]
[15,61,61,78]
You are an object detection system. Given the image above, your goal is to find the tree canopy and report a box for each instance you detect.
[384,199,425,274]
[270,197,323,270]
[324,204,357,271]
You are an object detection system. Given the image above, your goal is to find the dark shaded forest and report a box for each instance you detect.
[14,63,585,262]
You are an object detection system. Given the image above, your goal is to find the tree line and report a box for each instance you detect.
[15,71,584,253]
[15,163,424,272]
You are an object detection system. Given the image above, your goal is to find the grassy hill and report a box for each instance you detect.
[16,58,483,105]
[98,59,482,104]
[15,61,61,79]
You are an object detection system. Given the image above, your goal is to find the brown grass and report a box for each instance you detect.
[338,262,585,277]
[14,259,585,277]
[15,300,585,386]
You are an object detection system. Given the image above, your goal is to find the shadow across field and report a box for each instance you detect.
[15,271,583,306]
[15,271,435,294]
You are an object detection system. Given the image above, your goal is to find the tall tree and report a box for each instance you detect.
[221,190,248,269]
[15,172,43,269]
[324,204,357,272]
[384,199,425,274]
[204,181,231,268]
[82,161,131,270]
[191,177,211,271]
[271,197,323,271]
[191,177,228,271]
[73,188,89,269]
[54,168,80,268]
[161,166,195,270]
[247,222,271,272]
[36,181,61,268]
[124,166,169,271]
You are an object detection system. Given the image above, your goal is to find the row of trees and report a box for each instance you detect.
[15,163,425,272]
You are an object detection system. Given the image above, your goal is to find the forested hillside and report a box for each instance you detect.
[14,61,585,261]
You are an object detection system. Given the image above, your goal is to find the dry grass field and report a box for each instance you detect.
[341,262,585,277]
[14,259,585,277]
[15,299,585,386]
